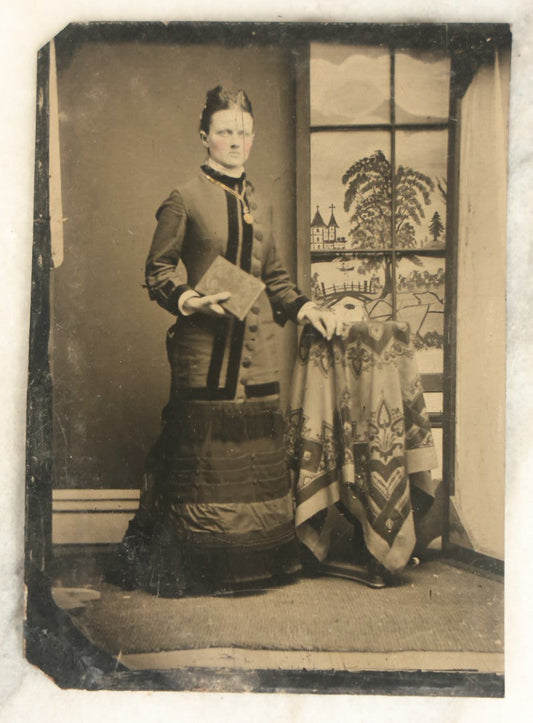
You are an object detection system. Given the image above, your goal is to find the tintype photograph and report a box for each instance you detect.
[25,21,509,695]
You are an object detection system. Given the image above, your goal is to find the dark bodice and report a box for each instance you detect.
[145,166,308,401]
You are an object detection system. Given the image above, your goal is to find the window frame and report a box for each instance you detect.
[303,42,450,428]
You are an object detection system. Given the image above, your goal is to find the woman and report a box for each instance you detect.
[118,86,336,596]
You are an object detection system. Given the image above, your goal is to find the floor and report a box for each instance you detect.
[50,548,504,680]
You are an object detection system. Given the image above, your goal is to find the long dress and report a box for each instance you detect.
[119,165,309,596]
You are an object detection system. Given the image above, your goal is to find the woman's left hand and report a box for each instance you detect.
[301,305,339,341]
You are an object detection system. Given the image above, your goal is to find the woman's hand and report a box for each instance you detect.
[182,291,231,317]
[301,305,338,341]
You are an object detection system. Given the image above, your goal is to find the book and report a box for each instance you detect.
[195,255,266,321]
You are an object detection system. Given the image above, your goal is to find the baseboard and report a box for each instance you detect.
[52,489,139,544]
[443,543,504,577]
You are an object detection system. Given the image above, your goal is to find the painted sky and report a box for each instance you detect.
[395,50,451,123]
[310,43,450,126]
[310,43,390,125]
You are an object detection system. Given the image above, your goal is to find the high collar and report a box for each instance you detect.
[205,157,245,179]
[202,161,246,188]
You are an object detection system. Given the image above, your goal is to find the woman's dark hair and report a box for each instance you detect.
[199,86,253,134]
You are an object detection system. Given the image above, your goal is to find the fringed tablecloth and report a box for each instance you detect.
[286,321,438,574]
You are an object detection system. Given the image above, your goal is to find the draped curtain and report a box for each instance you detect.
[452,49,510,560]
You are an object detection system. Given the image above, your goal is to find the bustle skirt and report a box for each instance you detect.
[119,397,301,596]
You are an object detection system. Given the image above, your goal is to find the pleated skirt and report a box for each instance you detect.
[122,398,301,596]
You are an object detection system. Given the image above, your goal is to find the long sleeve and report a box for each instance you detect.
[145,190,192,315]
[262,239,309,327]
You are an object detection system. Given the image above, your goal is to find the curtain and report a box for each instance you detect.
[452,49,510,560]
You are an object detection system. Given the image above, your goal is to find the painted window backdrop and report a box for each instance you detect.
[309,43,451,485]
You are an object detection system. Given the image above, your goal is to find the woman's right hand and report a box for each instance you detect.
[182,291,231,317]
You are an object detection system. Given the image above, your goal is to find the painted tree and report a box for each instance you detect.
[429,210,445,245]
[436,177,447,204]
[342,150,435,297]
[310,271,322,299]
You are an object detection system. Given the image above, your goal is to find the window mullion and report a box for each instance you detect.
[390,48,397,319]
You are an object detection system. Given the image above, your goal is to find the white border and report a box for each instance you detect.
[1,2,531,720]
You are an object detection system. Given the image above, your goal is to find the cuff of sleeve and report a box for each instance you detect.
[178,288,200,316]
[297,301,316,324]
[285,295,310,323]
[271,295,310,327]
[165,283,193,316]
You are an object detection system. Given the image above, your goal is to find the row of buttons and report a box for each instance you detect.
[241,312,259,382]
[240,216,262,383]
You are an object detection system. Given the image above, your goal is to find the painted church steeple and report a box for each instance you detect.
[310,204,346,252]
[327,204,339,241]
[311,206,327,229]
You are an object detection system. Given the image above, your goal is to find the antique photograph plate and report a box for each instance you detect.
[24,19,508,697]
[3,4,528,712]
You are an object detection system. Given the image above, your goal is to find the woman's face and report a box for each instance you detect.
[201,108,254,171]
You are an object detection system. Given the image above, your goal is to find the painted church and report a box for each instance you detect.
[310,205,347,252]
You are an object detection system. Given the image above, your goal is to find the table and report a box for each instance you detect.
[286,321,438,573]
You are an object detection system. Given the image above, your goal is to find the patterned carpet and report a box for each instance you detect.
[55,558,503,658]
